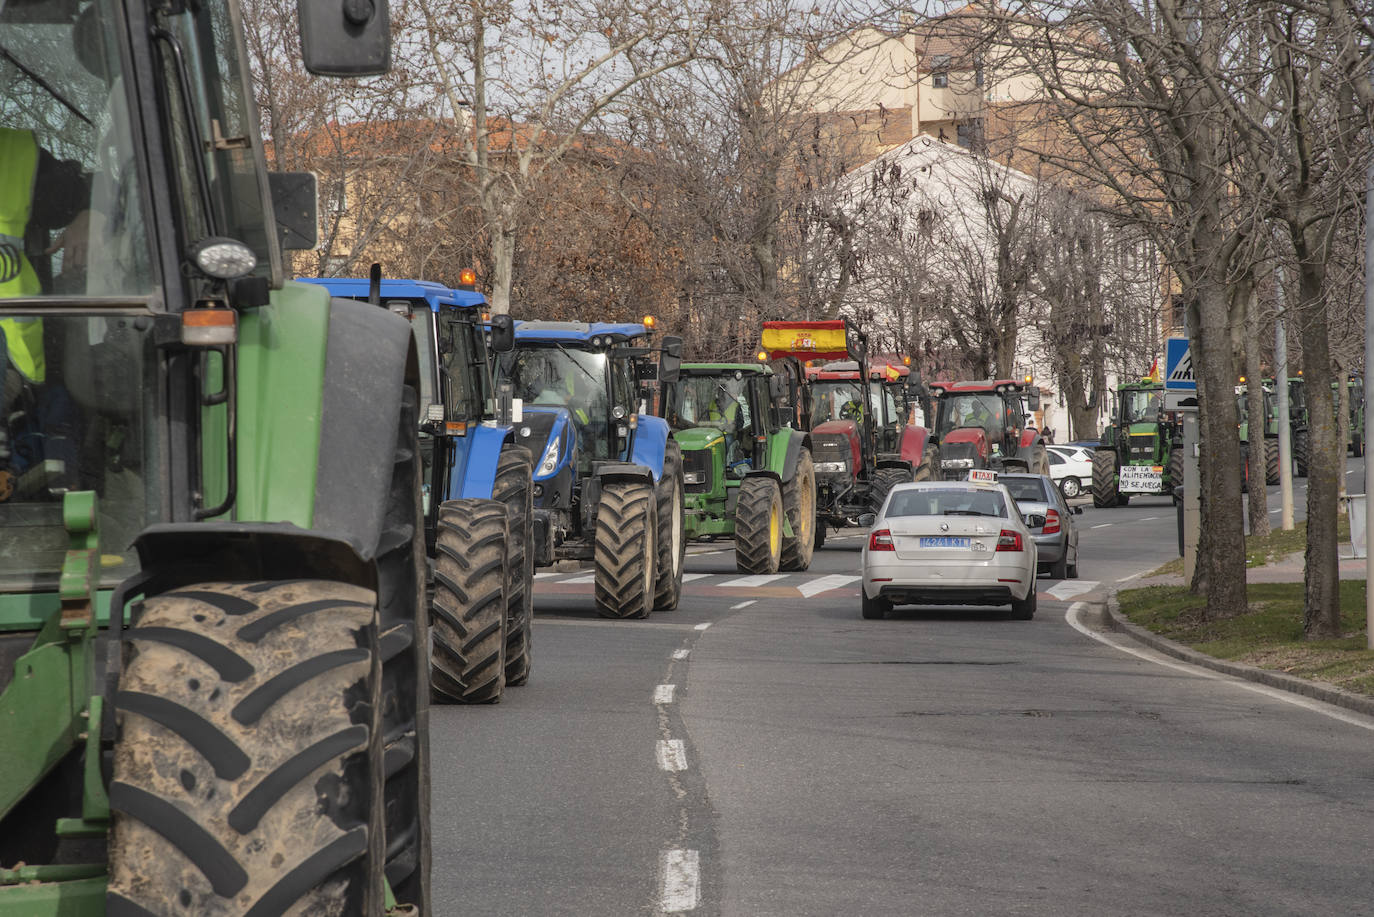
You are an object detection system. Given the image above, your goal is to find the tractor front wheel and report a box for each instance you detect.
[654,442,686,611]
[780,448,817,572]
[1264,438,1280,486]
[431,499,509,704]
[870,467,911,513]
[1293,429,1309,477]
[108,581,387,916]
[735,476,784,574]
[493,445,535,686]
[1091,450,1119,508]
[594,480,658,619]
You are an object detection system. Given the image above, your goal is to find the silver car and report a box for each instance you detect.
[997,473,1082,579]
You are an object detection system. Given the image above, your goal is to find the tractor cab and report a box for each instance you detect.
[930,380,1047,479]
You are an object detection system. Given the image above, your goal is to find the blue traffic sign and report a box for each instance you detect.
[1164,337,1195,392]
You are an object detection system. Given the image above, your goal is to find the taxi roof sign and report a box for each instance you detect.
[967,469,999,484]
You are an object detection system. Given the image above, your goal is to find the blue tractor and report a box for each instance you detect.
[301,275,534,702]
[498,321,686,618]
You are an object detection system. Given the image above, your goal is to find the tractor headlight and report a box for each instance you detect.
[941,458,974,469]
[684,471,706,484]
[815,461,848,474]
[537,436,560,477]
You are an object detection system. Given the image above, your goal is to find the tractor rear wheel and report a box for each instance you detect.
[734,476,784,574]
[1293,429,1309,476]
[1265,438,1280,486]
[376,386,430,910]
[780,448,816,572]
[493,445,535,686]
[108,581,386,916]
[654,442,686,610]
[870,467,911,512]
[431,499,509,704]
[1091,450,1119,508]
[594,480,658,619]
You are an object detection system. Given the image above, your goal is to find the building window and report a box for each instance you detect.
[930,54,949,89]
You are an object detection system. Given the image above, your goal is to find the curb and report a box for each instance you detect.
[1095,590,1374,719]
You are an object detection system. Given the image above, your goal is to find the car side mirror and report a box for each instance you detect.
[857,513,877,527]
[1026,514,1046,527]
[489,314,515,353]
[1073,506,1084,515]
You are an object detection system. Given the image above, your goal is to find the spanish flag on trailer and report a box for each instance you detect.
[760,320,850,361]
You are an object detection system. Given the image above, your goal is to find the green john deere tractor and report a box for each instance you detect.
[662,363,818,574]
[1092,381,1182,506]
[1,1,438,914]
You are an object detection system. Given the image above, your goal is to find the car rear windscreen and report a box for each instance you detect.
[886,489,1008,518]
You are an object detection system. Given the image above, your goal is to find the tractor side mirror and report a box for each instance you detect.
[298,0,391,76]
[660,336,683,384]
[1026,389,1041,412]
[269,172,318,251]
[489,314,515,354]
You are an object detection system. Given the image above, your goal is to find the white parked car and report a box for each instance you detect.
[859,479,1039,621]
[1046,445,1093,499]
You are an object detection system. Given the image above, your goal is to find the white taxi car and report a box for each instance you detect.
[859,474,1038,620]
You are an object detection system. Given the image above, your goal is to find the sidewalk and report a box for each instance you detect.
[1097,549,1374,719]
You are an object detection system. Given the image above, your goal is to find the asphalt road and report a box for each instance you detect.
[430,462,1374,916]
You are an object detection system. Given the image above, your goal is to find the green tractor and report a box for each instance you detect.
[662,363,817,574]
[1,1,437,914]
[1281,377,1309,477]
[1092,381,1182,506]
[1344,375,1365,457]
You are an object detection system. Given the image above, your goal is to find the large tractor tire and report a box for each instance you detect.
[1166,442,1184,500]
[431,499,508,704]
[654,441,686,611]
[594,479,658,618]
[1293,429,1309,477]
[493,445,535,687]
[376,386,430,910]
[779,448,817,572]
[734,475,784,574]
[870,467,911,513]
[108,580,386,915]
[1264,438,1280,486]
[1091,450,1119,508]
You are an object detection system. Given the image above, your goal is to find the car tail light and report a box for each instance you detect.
[1042,509,1060,535]
[869,529,894,551]
[996,529,1023,551]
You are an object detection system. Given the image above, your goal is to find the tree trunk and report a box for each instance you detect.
[1190,281,1247,617]
[1245,292,1270,538]
[1292,256,1342,637]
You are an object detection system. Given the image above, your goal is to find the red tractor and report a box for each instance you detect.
[807,358,939,481]
[760,320,927,546]
[929,379,1051,479]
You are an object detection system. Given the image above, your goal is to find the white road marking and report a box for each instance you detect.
[798,574,861,598]
[1043,580,1099,600]
[561,573,597,584]
[730,600,755,609]
[656,739,687,771]
[1140,516,1159,521]
[653,684,677,704]
[534,571,562,579]
[694,622,711,631]
[1091,523,1113,529]
[681,573,710,582]
[672,649,690,660]
[718,574,789,589]
[1064,602,1374,732]
[659,848,700,913]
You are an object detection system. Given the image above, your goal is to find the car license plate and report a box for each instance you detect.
[920,536,969,548]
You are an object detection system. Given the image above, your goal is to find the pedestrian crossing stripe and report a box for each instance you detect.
[533,571,1101,601]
